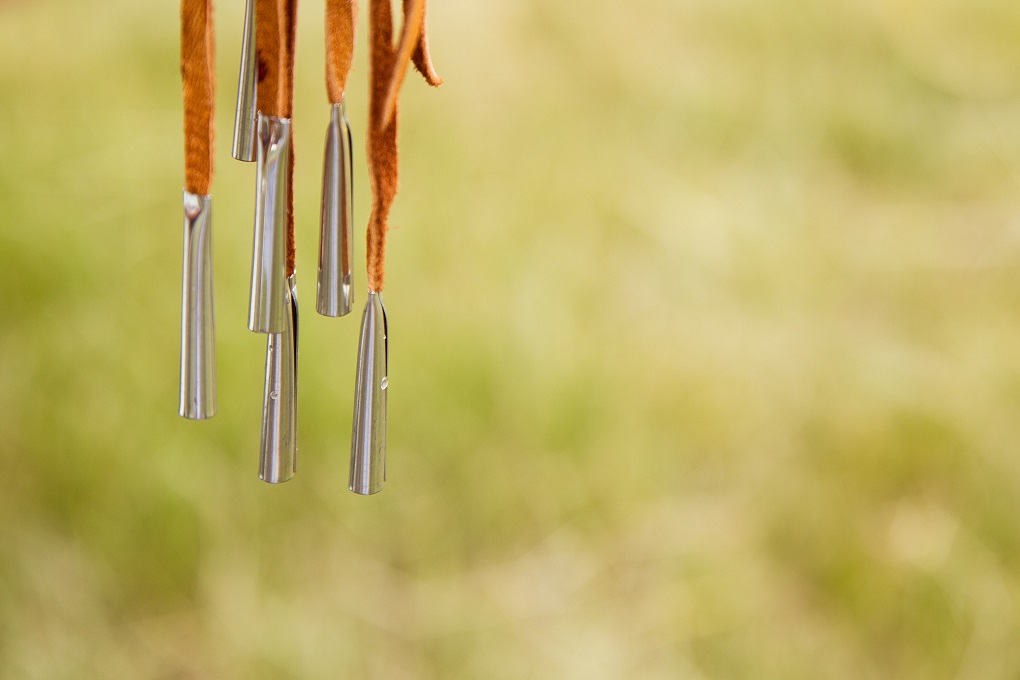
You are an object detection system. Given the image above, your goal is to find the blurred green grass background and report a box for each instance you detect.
[3,0,1020,677]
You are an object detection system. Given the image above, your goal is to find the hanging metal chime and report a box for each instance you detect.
[247,0,299,482]
[348,0,441,494]
[179,0,216,421]
[317,0,356,320]
[179,0,441,493]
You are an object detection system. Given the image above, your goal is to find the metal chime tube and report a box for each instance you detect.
[316,99,354,317]
[179,192,216,420]
[248,113,291,334]
[231,0,258,162]
[349,292,387,494]
[179,0,217,420]
[260,274,299,483]
[175,0,442,490]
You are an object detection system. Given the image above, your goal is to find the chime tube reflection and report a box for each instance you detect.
[248,113,291,334]
[260,274,298,483]
[231,0,257,162]
[349,292,387,495]
[316,100,354,317]
[179,191,216,420]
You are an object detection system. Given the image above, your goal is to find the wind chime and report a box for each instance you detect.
[177,0,441,494]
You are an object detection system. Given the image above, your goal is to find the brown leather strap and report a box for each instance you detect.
[407,0,442,88]
[365,0,396,292]
[365,0,441,291]
[325,0,357,103]
[284,0,298,276]
[286,134,297,276]
[379,0,423,129]
[284,0,298,118]
[381,0,442,127]
[255,0,286,117]
[181,0,215,196]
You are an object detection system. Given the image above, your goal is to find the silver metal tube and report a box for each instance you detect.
[349,292,387,495]
[248,113,291,334]
[179,191,216,420]
[316,100,354,317]
[231,0,257,162]
[259,274,299,483]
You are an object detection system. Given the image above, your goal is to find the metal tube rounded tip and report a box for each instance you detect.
[179,191,216,420]
[248,113,291,334]
[349,292,387,495]
[231,0,257,162]
[316,101,354,318]
[260,275,299,483]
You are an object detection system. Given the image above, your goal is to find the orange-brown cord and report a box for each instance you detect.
[382,0,441,126]
[380,0,423,129]
[255,0,286,117]
[284,0,298,276]
[366,0,396,292]
[181,0,215,196]
[325,0,357,104]
[408,0,442,88]
[366,0,441,291]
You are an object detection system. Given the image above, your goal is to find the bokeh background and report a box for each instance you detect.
[3,0,1020,677]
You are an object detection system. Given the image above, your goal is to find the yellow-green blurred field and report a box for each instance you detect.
[3,0,1020,677]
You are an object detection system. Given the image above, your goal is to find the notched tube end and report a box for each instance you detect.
[259,274,299,483]
[180,191,216,420]
[349,292,388,495]
[248,113,292,334]
[316,101,355,318]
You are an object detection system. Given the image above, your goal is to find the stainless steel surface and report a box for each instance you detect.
[231,0,257,162]
[349,292,388,495]
[316,100,354,317]
[259,274,299,483]
[179,191,216,420]
[248,113,291,333]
